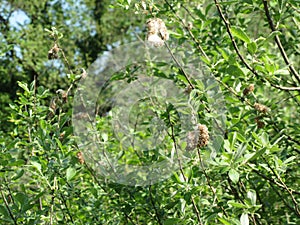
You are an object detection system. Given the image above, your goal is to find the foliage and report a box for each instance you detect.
[1,0,300,224]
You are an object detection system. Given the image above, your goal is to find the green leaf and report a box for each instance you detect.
[260,132,269,146]
[228,200,247,209]
[217,46,229,60]
[218,217,232,225]
[247,41,257,55]
[264,31,281,43]
[229,168,239,184]
[31,161,42,173]
[240,213,249,225]
[164,218,182,225]
[226,65,245,77]
[247,190,257,205]
[233,144,247,163]
[7,159,25,167]
[15,192,28,207]
[17,81,30,94]
[231,26,251,43]
[278,0,287,12]
[0,205,9,218]
[66,167,77,181]
[12,169,24,180]
[248,147,266,162]
[236,133,247,143]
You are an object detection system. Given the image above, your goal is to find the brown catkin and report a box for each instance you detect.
[52,43,59,53]
[48,43,60,59]
[186,124,210,151]
[77,152,85,164]
[146,18,169,47]
[255,117,265,129]
[197,124,209,148]
[243,84,254,96]
[254,103,269,113]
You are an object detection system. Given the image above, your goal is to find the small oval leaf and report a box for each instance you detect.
[231,26,251,43]
[66,167,77,181]
[229,168,239,184]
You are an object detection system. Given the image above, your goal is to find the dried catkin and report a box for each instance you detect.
[186,124,209,151]
[197,124,209,148]
[146,18,169,47]
[243,84,254,96]
[48,43,59,59]
[254,103,269,113]
[77,152,85,164]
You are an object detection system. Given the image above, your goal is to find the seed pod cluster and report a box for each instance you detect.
[48,43,60,59]
[186,124,210,151]
[255,117,265,129]
[146,18,169,47]
[197,124,209,148]
[77,152,85,164]
[254,103,269,114]
[243,84,254,96]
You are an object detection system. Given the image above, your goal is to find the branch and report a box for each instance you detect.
[213,0,259,77]
[149,185,163,225]
[214,0,300,93]
[197,148,228,217]
[252,168,300,195]
[262,156,300,217]
[59,193,75,223]
[168,122,203,225]
[0,188,17,225]
[164,0,210,62]
[270,83,300,91]
[262,0,300,84]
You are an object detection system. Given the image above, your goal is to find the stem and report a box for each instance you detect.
[214,0,300,92]
[164,41,194,89]
[262,156,300,217]
[168,121,203,225]
[197,148,228,217]
[0,188,17,225]
[164,0,210,62]
[262,0,300,84]
[149,185,163,225]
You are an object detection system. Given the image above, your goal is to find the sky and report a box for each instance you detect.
[8,9,30,30]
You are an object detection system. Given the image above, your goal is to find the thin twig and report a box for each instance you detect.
[181,4,197,21]
[164,0,210,62]
[262,156,300,217]
[214,0,300,93]
[168,121,203,225]
[251,168,300,195]
[50,190,55,225]
[268,181,297,214]
[163,41,194,89]
[262,0,300,84]
[59,193,75,223]
[214,0,259,76]
[149,185,163,225]
[0,188,17,225]
[270,83,300,91]
[59,47,73,75]
[197,148,228,217]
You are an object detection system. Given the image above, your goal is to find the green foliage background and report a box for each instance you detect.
[0,0,299,224]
